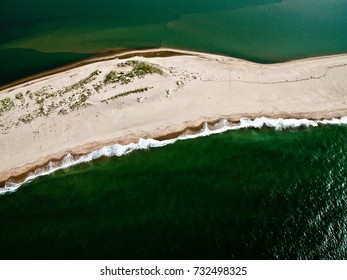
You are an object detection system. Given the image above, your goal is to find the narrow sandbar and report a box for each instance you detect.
[1,48,347,186]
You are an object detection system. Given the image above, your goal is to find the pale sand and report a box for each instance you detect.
[1,48,347,186]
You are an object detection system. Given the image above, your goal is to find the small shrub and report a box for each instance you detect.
[18,114,34,124]
[15,92,24,100]
[58,108,68,115]
[0,98,15,115]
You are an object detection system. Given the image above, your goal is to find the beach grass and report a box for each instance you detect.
[102,87,153,103]
[0,97,15,115]
[104,61,163,85]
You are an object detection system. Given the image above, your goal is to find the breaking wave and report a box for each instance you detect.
[1,116,347,195]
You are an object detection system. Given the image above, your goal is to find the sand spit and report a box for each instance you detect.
[1,48,347,187]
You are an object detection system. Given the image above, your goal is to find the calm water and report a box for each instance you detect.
[1,0,347,84]
[0,125,346,259]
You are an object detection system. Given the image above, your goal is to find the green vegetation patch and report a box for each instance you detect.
[104,71,132,85]
[117,60,163,77]
[69,89,92,111]
[1,71,102,130]
[104,61,163,85]
[102,87,152,103]
[15,92,24,101]
[61,70,101,94]
[18,113,34,124]
[0,97,15,115]
[93,82,103,93]
[80,70,101,84]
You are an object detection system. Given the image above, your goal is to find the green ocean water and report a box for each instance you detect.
[1,0,347,85]
[0,125,346,259]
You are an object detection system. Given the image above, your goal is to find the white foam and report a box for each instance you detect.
[1,116,346,195]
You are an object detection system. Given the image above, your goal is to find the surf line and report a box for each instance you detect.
[1,116,347,195]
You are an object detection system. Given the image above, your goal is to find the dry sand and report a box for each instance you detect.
[1,48,347,186]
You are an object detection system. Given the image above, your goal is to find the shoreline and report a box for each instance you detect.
[2,47,347,92]
[1,111,347,189]
[1,49,347,189]
[0,48,189,92]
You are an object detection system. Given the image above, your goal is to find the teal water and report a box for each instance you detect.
[0,125,346,259]
[1,0,347,85]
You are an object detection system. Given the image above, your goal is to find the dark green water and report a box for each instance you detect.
[1,0,347,85]
[1,125,346,259]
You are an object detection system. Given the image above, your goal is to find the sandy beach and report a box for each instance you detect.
[1,48,347,187]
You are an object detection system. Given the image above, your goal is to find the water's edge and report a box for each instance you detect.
[2,116,347,195]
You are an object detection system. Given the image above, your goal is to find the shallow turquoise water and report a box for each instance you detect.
[0,125,346,259]
[1,0,347,84]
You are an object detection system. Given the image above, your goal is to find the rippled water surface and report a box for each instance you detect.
[1,125,346,259]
